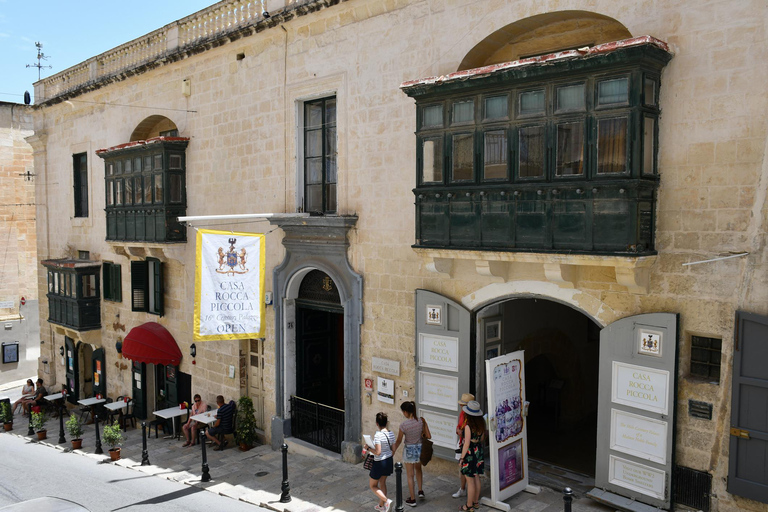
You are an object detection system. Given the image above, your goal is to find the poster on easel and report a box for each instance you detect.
[482,350,528,511]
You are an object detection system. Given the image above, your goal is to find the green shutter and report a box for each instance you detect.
[154,261,163,316]
[102,263,111,300]
[131,260,148,312]
[112,263,122,302]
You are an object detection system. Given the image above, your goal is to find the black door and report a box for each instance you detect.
[131,361,147,419]
[163,365,178,406]
[92,348,106,398]
[64,337,79,405]
[296,304,344,409]
[728,311,768,504]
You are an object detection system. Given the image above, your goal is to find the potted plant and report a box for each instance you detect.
[1,402,12,431]
[66,414,84,449]
[102,420,124,461]
[235,396,259,451]
[31,411,47,440]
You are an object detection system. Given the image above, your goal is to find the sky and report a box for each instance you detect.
[0,0,218,104]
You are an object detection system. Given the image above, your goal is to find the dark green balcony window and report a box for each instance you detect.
[98,137,188,243]
[43,259,101,332]
[403,39,672,255]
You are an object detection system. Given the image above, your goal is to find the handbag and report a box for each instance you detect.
[363,453,374,470]
[419,419,434,466]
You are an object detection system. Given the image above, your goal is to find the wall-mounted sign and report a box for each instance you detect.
[372,356,400,376]
[426,305,442,325]
[364,378,373,391]
[0,300,14,309]
[2,342,19,364]
[611,361,669,415]
[418,371,458,410]
[638,328,663,357]
[609,455,666,500]
[420,409,459,449]
[418,333,459,372]
[377,377,394,404]
[610,409,668,464]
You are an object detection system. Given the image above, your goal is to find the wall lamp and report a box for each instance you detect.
[190,343,196,357]
[59,346,64,356]
[115,341,123,354]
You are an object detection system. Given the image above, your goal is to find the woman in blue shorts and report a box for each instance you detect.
[393,401,431,506]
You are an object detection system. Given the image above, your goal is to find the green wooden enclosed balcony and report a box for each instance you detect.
[402,36,672,257]
[97,137,188,243]
[42,259,101,332]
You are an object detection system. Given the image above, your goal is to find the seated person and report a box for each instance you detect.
[31,379,48,410]
[182,394,207,447]
[14,379,35,415]
[205,395,236,451]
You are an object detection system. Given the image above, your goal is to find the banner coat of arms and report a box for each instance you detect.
[194,229,266,341]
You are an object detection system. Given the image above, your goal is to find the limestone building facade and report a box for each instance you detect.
[30,1,768,510]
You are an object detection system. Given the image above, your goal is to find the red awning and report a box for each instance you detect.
[122,322,182,366]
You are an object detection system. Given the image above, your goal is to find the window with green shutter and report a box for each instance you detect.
[131,259,163,316]
[103,262,122,302]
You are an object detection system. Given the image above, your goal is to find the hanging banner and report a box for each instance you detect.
[194,229,266,341]
[482,350,528,512]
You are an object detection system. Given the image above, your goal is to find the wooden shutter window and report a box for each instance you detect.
[103,263,112,300]
[111,263,122,302]
[131,260,148,311]
[148,259,164,316]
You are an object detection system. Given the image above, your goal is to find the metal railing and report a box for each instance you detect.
[289,395,344,453]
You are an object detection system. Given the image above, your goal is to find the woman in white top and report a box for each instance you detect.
[14,379,35,415]
[368,412,396,512]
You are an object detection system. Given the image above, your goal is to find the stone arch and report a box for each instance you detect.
[130,115,179,141]
[458,10,632,71]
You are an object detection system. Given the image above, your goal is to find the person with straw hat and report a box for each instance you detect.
[452,393,475,499]
[458,400,485,511]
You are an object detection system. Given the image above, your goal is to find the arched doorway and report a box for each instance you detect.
[477,298,600,476]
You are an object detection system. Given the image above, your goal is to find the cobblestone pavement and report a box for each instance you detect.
[4,400,611,512]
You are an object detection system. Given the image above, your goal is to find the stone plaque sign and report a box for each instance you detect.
[0,301,14,309]
[610,409,668,464]
[609,455,666,500]
[418,371,458,410]
[418,333,459,372]
[612,361,669,415]
[372,356,401,376]
[420,409,458,449]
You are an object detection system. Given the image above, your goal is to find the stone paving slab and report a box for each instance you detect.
[4,407,613,512]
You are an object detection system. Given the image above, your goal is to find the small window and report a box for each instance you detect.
[125,178,133,205]
[107,163,114,176]
[519,125,545,178]
[115,179,123,206]
[48,271,54,293]
[153,154,163,170]
[483,130,507,180]
[124,159,132,173]
[451,134,474,181]
[103,262,122,302]
[69,274,76,298]
[131,259,163,316]
[422,105,443,128]
[169,154,182,169]
[643,116,656,175]
[81,274,97,298]
[169,175,183,203]
[484,96,508,120]
[73,153,89,218]
[303,96,337,214]
[690,335,721,383]
[154,174,164,203]
[144,175,152,203]
[143,156,152,170]
[598,77,629,106]
[78,251,89,260]
[597,117,628,174]
[556,122,584,176]
[134,177,143,204]
[116,160,122,174]
[421,138,443,183]
[519,89,545,115]
[159,129,179,137]
[134,157,142,172]
[556,84,585,112]
[644,77,657,106]
[106,180,114,206]
[452,99,474,124]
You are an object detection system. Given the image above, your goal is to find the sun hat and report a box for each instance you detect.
[458,393,475,406]
[462,400,483,416]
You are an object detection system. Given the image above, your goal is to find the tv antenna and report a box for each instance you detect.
[26,42,52,81]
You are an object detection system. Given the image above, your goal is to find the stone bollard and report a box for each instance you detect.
[563,487,573,512]
[94,414,103,454]
[395,462,404,512]
[141,422,150,466]
[200,430,211,482]
[280,443,292,502]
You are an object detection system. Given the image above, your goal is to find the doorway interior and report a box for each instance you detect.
[476,298,600,477]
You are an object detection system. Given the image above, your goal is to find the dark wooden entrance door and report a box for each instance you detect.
[131,361,147,419]
[159,364,178,406]
[92,348,106,398]
[296,304,344,409]
[728,311,768,504]
[64,337,79,405]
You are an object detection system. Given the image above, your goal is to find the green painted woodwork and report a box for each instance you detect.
[43,262,101,332]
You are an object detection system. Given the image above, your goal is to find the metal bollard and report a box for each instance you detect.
[141,422,150,466]
[280,443,292,502]
[94,414,103,454]
[395,462,404,512]
[27,408,34,436]
[200,429,211,482]
[57,401,66,444]
[563,487,573,512]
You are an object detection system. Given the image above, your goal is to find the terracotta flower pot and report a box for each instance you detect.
[71,439,83,450]
[239,443,252,452]
[36,430,47,441]
[109,448,121,461]
[3,423,12,432]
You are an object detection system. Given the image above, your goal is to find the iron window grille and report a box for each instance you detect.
[690,335,721,383]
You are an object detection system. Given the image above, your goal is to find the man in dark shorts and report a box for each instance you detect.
[32,379,48,408]
[205,395,236,450]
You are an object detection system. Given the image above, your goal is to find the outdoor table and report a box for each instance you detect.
[44,392,64,401]
[190,409,218,426]
[77,397,106,424]
[103,401,127,426]
[153,406,189,439]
